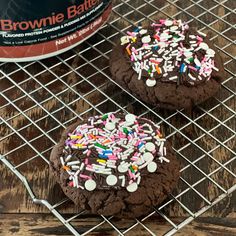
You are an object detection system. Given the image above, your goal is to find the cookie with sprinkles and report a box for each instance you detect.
[110,19,225,109]
[50,112,180,218]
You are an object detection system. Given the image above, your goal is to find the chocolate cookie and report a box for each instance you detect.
[50,113,180,218]
[110,19,225,109]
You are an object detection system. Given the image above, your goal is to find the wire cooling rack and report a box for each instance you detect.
[0,0,235,235]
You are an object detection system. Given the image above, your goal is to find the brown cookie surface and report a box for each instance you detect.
[110,19,225,110]
[50,113,180,218]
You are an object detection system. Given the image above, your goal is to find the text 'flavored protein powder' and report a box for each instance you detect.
[0,0,112,62]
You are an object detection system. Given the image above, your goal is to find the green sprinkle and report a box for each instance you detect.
[102,114,108,120]
[129,166,135,173]
[188,57,194,62]
[123,128,128,134]
[95,143,107,149]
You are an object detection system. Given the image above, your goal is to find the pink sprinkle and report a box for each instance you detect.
[131,157,138,161]
[131,55,134,61]
[86,167,94,172]
[197,35,203,41]
[68,181,74,187]
[108,155,118,160]
[134,141,139,146]
[127,31,135,36]
[132,47,138,54]
[85,157,89,163]
[156,129,161,135]
[126,43,131,49]
[128,169,133,179]
[80,174,91,179]
[188,65,197,71]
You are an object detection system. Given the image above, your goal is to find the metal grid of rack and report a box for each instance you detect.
[0,0,235,235]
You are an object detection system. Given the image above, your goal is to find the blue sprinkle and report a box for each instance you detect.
[98,154,108,159]
[138,143,144,149]
[180,63,185,73]
[134,27,140,32]
[103,150,112,154]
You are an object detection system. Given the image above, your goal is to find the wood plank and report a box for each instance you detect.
[0,0,235,219]
[0,214,236,236]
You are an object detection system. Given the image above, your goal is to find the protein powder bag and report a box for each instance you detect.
[0,0,112,62]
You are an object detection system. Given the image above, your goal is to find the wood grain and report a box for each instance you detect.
[0,214,236,236]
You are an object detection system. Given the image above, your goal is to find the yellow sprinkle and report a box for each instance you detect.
[70,135,82,139]
[97,159,106,163]
[74,143,85,148]
[131,37,137,43]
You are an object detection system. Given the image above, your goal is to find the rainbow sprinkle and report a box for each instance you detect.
[60,113,169,192]
[120,19,218,87]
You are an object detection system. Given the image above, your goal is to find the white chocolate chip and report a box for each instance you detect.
[118,164,128,173]
[147,161,157,173]
[165,20,173,26]
[160,32,169,39]
[206,48,215,56]
[142,35,151,44]
[145,142,155,152]
[106,175,118,186]
[139,29,147,35]
[126,182,138,192]
[199,42,209,50]
[105,122,115,131]
[125,113,136,123]
[143,152,154,162]
[146,79,156,87]
[120,36,130,45]
[170,25,178,31]
[84,179,96,191]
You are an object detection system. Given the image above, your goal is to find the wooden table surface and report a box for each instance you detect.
[0,0,236,235]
